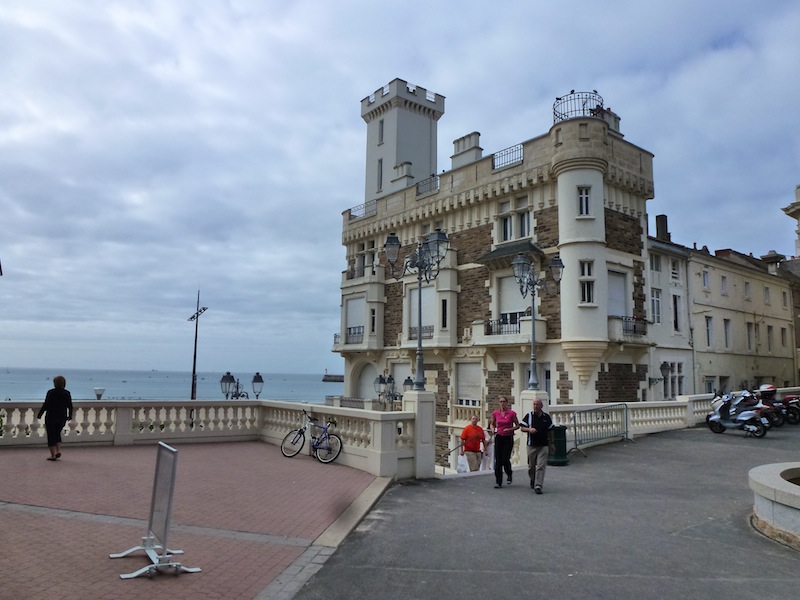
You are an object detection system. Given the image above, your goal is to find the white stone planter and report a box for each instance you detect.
[749,462,800,551]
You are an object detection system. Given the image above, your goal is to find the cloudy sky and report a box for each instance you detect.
[1,0,798,375]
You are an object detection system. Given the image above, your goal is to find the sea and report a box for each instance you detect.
[0,367,343,404]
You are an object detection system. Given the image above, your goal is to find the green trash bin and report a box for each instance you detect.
[547,425,569,466]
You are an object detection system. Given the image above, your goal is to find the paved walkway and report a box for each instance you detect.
[0,441,388,600]
[295,426,800,600]
[3,427,799,600]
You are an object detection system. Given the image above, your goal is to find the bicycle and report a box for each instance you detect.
[280,409,343,464]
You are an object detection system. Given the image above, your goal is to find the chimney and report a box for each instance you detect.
[655,214,670,242]
[760,250,785,275]
[451,132,483,169]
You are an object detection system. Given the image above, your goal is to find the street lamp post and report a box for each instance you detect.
[187,290,208,400]
[384,229,450,391]
[511,253,564,390]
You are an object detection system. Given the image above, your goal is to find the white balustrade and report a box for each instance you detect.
[0,391,754,478]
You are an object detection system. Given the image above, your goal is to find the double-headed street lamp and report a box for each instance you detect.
[374,374,414,410]
[511,253,564,390]
[220,372,264,399]
[384,229,450,391]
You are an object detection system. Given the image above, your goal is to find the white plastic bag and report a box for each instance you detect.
[456,454,468,473]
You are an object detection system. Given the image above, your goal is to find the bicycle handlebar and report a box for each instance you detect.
[302,408,335,427]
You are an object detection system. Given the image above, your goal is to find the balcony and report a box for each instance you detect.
[416,175,439,197]
[408,325,433,341]
[347,198,377,221]
[345,326,364,344]
[485,311,526,336]
[468,316,546,347]
[608,316,649,345]
[492,144,523,170]
[553,90,604,124]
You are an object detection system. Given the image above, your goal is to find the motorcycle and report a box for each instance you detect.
[706,392,768,438]
[757,384,800,426]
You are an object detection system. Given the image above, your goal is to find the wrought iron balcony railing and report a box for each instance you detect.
[553,90,604,124]
[492,144,523,170]
[621,316,647,336]
[416,175,439,196]
[408,325,434,340]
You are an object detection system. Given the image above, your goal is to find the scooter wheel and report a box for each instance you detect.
[785,406,800,425]
[707,420,725,434]
[748,419,767,438]
[766,411,785,428]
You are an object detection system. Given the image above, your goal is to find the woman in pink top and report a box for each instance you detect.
[490,396,519,488]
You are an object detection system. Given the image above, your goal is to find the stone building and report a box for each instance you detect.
[334,79,664,462]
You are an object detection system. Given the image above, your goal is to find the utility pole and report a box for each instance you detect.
[187,291,208,400]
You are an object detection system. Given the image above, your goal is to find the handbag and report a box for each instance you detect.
[456,454,468,473]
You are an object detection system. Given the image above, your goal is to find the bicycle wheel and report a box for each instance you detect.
[280,429,305,457]
[315,433,342,463]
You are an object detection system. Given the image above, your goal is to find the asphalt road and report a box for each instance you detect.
[294,425,800,600]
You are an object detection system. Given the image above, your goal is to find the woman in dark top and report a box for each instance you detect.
[37,375,73,461]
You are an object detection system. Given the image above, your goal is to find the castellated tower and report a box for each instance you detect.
[360,79,445,202]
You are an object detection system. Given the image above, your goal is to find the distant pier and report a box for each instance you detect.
[322,373,344,382]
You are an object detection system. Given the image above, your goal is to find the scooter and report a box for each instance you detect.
[732,390,783,428]
[706,392,767,438]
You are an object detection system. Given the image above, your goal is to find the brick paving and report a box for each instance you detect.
[0,441,380,600]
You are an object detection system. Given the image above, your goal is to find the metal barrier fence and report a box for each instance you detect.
[570,403,631,456]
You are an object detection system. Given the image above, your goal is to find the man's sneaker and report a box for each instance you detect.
[534,486,543,495]
[507,476,512,484]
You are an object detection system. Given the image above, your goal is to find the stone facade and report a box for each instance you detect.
[597,362,647,403]
[451,225,493,337]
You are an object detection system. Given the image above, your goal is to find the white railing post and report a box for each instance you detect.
[403,390,435,479]
[114,406,134,445]
[369,417,399,477]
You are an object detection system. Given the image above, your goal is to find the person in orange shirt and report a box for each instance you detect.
[460,414,488,472]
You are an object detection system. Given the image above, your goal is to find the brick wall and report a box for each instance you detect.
[605,209,642,256]
[451,225,493,338]
[435,424,450,468]
[433,364,449,422]
[633,260,645,320]
[596,362,646,403]
[432,364,450,468]
[535,206,559,248]
[384,280,403,347]
[450,223,493,265]
[486,363,515,412]
[555,362,573,404]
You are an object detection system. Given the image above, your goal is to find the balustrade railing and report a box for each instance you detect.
[345,326,365,344]
[0,399,419,479]
[3,391,764,477]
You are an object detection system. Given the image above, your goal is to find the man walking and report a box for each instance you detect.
[519,399,553,494]
[460,414,487,472]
